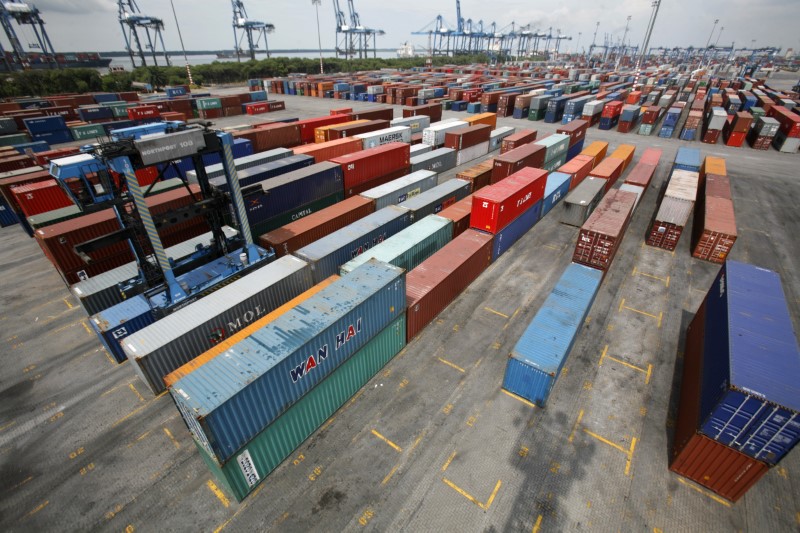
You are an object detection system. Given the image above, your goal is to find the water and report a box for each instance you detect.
[106,50,400,70]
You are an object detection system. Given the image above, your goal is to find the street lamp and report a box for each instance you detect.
[705,19,719,48]
[715,26,725,47]
[312,0,324,74]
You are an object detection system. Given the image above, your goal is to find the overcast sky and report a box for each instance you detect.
[3,0,798,55]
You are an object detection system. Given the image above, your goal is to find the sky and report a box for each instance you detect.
[2,0,798,55]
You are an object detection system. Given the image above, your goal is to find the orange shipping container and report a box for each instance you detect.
[589,157,625,192]
[463,112,497,129]
[314,120,369,143]
[701,156,726,179]
[292,137,363,163]
[580,141,608,168]
[609,144,636,172]
[558,154,594,190]
[456,160,494,192]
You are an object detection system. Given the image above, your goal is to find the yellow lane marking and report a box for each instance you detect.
[206,480,230,508]
[543,243,561,250]
[10,475,33,491]
[677,477,731,507]
[111,403,149,428]
[568,410,585,443]
[442,478,502,511]
[618,299,663,328]
[501,389,536,408]
[129,383,145,403]
[63,298,74,309]
[532,514,543,533]
[163,427,181,449]
[382,464,400,485]
[411,432,425,451]
[442,451,456,472]
[0,420,16,432]
[632,266,670,287]
[503,307,521,330]
[24,500,49,519]
[599,345,654,384]
[437,358,465,373]
[212,484,261,533]
[484,307,510,319]
[81,320,94,337]
[583,428,637,476]
[371,429,402,453]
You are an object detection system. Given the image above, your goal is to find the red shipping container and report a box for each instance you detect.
[127,105,160,120]
[330,142,410,196]
[344,167,410,199]
[556,119,589,147]
[500,129,537,154]
[444,124,492,150]
[647,221,684,251]
[0,155,35,173]
[244,102,269,115]
[766,105,800,138]
[402,103,442,123]
[623,163,657,189]
[350,107,394,123]
[198,108,223,120]
[456,160,493,192]
[410,132,423,145]
[702,128,720,144]
[691,196,737,263]
[732,111,753,133]
[669,301,769,502]
[33,147,81,167]
[724,130,746,147]
[602,101,623,118]
[260,195,375,257]
[705,174,731,200]
[589,157,625,192]
[327,119,390,140]
[330,107,352,115]
[558,154,594,191]
[406,229,493,341]
[160,112,186,122]
[134,166,160,187]
[617,120,634,133]
[470,167,547,234]
[638,147,662,166]
[437,195,473,238]
[232,123,302,151]
[11,179,74,218]
[0,169,51,212]
[572,189,637,273]
[491,143,546,184]
[292,137,362,164]
[295,115,352,144]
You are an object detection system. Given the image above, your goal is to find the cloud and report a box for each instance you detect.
[32,0,116,15]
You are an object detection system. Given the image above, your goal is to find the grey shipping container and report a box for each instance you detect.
[560,177,606,227]
[390,115,431,134]
[489,126,516,151]
[294,206,413,283]
[121,256,315,395]
[186,148,293,183]
[410,143,432,156]
[208,155,313,192]
[410,148,457,173]
[71,227,239,315]
[359,170,438,210]
[397,179,471,220]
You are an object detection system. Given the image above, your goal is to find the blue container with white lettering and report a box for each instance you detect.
[698,261,800,465]
[90,296,155,363]
[502,263,602,406]
[31,130,73,145]
[24,115,66,134]
[295,206,413,283]
[542,172,571,217]
[78,106,113,121]
[93,93,120,104]
[491,200,542,261]
[170,259,407,465]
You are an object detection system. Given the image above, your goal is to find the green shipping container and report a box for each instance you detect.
[339,214,452,275]
[198,314,407,502]
[0,133,31,147]
[542,152,567,172]
[197,97,222,110]
[246,192,344,239]
[638,124,654,136]
[70,124,105,141]
[750,107,765,122]
[528,108,546,121]
[535,133,570,162]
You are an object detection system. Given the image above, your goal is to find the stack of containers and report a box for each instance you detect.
[659,107,682,138]
[599,101,622,130]
[410,147,457,173]
[23,116,72,145]
[470,167,547,261]
[443,124,492,166]
[747,116,780,150]
[528,95,552,121]
[671,261,800,503]
[617,104,641,133]
[10,180,74,219]
[646,148,701,251]
[356,126,412,150]
[691,157,736,263]
[556,119,589,160]
[326,120,390,141]
[396,179,471,221]
[579,141,608,169]
[638,106,661,136]
[581,100,605,126]
[489,127,516,152]
[292,137,363,163]
[722,111,752,147]
[572,189,637,274]
[703,107,728,144]
[562,96,593,124]
[456,160,493,192]
[437,195,473,238]
[557,154,594,190]
[560,177,607,227]
[588,156,625,192]
[500,129,537,154]
[767,106,800,153]
[390,115,431,135]
[534,133,571,172]
[491,143,546,183]
[422,121,468,148]
[501,262,603,407]
[330,142,411,197]
[681,109,704,141]
[512,94,534,119]
[169,260,408,502]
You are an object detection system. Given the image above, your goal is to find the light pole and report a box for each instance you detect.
[312,0,324,74]
[168,0,193,86]
[715,26,725,47]
[705,19,719,48]
[575,32,581,57]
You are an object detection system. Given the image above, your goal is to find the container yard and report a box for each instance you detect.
[1,61,800,533]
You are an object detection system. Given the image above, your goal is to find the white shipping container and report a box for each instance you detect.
[355,126,412,149]
[654,170,699,226]
[390,115,431,134]
[422,121,468,147]
[367,85,384,95]
[456,141,489,166]
[489,126,515,151]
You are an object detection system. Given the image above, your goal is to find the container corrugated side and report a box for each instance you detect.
[560,177,606,227]
[293,206,413,283]
[437,195,472,238]
[359,170,438,210]
[502,263,602,406]
[542,172,571,217]
[122,256,315,394]
[618,184,644,212]
[171,259,406,464]
[471,168,547,234]
[187,148,292,182]
[410,148,457,174]
[397,179,470,220]
[691,196,737,263]
[698,261,800,465]
[340,215,452,275]
[654,170,699,226]
[199,314,407,501]
[491,200,543,261]
[90,297,154,363]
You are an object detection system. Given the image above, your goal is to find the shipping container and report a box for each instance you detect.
[534,134,571,163]
[579,141,608,168]
[170,259,406,464]
[489,127,515,151]
[542,172,572,217]
[609,144,636,172]
[294,206,412,283]
[556,120,589,147]
[444,124,492,151]
[291,137,362,164]
[491,200,543,262]
[327,119,391,141]
[356,126,412,149]
[405,229,493,341]
[560,177,606,227]
[331,142,410,197]
[121,256,314,394]
[647,170,700,251]
[11,179,73,217]
[491,143,546,184]
[390,115,431,134]
[673,147,702,172]
[471,168,547,234]
[697,262,800,465]
[422,121,469,147]
[456,160,493,192]
[437,195,473,238]
[618,183,644,212]
[500,129,538,154]
[359,170,438,210]
[502,263,602,406]
[691,196,737,264]
[410,148,457,174]
[199,314,407,502]
[558,154,594,190]
[397,179,471,220]
[573,189,637,273]
[313,120,369,143]
[589,157,625,192]
[207,155,314,193]
[623,163,658,189]
[705,173,731,201]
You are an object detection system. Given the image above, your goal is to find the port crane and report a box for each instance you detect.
[230,0,275,61]
[331,0,383,59]
[117,0,171,69]
[0,1,58,71]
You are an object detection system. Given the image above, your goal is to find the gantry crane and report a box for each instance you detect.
[344,0,383,59]
[117,0,170,69]
[231,0,275,61]
[0,1,58,71]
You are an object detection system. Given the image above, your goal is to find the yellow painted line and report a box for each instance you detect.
[320,415,336,432]
[583,429,628,454]
[543,243,560,250]
[633,267,670,287]
[501,389,536,408]
[442,478,482,508]
[437,357,465,373]
[532,514,543,533]
[484,480,501,509]
[371,429,402,453]
[442,451,456,472]
[625,438,637,476]
[129,383,145,403]
[111,403,149,428]
[10,475,33,491]
[503,307,521,330]
[382,464,400,485]
[63,298,74,309]
[645,364,653,385]
[163,427,181,450]
[618,298,626,312]
[81,320,94,337]
[598,344,608,365]
[601,352,651,379]
[411,432,425,451]
[206,480,230,508]
[0,420,16,432]
[677,477,731,507]
[24,500,49,518]
[623,304,660,320]
[484,307,510,319]
[101,380,136,397]
[568,410,585,443]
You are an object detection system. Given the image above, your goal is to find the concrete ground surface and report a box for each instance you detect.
[1,90,799,532]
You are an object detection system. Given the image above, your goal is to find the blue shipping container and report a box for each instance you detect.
[12,141,49,154]
[673,147,702,172]
[566,139,585,162]
[467,102,481,113]
[542,172,571,217]
[502,263,602,406]
[24,115,67,134]
[491,200,542,261]
[78,106,114,121]
[680,128,697,141]
[93,93,120,104]
[0,196,20,227]
[698,261,800,465]
[31,130,73,145]
[90,296,155,363]
[171,259,407,464]
[295,206,413,283]
[208,155,314,192]
[598,116,619,130]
